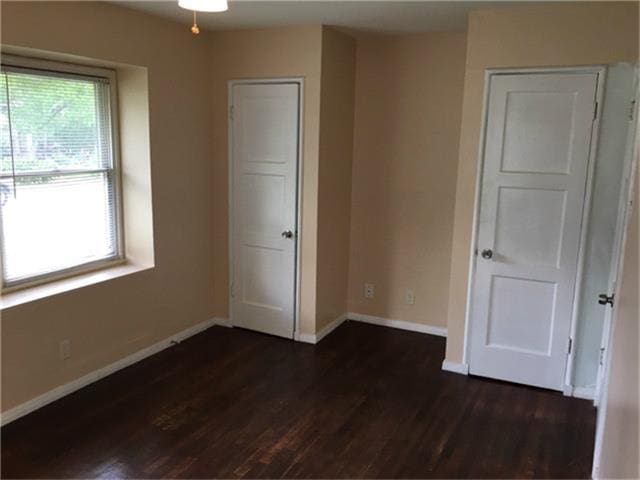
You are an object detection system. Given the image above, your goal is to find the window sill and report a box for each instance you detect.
[0,262,153,311]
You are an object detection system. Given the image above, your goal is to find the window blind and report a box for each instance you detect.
[0,64,121,287]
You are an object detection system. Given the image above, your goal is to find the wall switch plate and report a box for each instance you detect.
[59,339,71,360]
[406,289,415,305]
[364,283,375,299]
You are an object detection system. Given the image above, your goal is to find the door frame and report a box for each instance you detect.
[461,66,606,394]
[227,77,304,339]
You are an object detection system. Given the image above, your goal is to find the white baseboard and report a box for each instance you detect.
[1,317,220,427]
[562,385,596,401]
[298,311,446,344]
[572,386,596,401]
[348,312,447,337]
[213,316,233,328]
[298,313,348,344]
[442,360,469,375]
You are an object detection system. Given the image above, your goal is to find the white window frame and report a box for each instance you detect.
[0,55,124,292]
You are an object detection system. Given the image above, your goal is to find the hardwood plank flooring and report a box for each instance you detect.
[1,321,596,478]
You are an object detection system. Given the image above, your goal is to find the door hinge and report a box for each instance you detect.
[598,293,614,307]
[229,105,234,120]
[630,99,636,121]
[230,281,235,298]
[567,338,573,354]
[599,347,605,366]
[593,101,599,120]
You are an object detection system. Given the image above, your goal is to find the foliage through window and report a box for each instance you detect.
[0,58,121,288]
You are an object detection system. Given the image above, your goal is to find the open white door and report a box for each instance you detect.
[591,72,638,479]
[594,67,639,405]
[229,82,300,339]
[469,71,601,390]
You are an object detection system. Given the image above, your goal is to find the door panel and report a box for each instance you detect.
[486,275,557,355]
[494,187,567,267]
[501,91,576,174]
[469,72,599,390]
[231,83,299,339]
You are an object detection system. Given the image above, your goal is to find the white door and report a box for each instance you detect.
[595,67,638,404]
[230,82,299,339]
[469,71,600,390]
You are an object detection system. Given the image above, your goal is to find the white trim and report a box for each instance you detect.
[298,313,348,344]
[442,360,470,375]
[461,66,607,392]
[227,77,304,340]
[1,317,219,426]
[571,386,597,401]
[348,312,447,337]
[212,316,233,328]
[298,312,448,344]
[297,333,316,344]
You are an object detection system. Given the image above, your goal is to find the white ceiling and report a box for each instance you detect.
[114,1,549,34]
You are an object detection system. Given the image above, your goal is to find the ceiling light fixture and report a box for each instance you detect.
[178,0,228,35]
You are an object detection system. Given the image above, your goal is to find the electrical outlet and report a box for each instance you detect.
[364,283,375,299]
[406,289,415,305]
[59,339,71,360]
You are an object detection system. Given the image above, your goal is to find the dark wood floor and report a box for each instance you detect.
[1,321,595,479]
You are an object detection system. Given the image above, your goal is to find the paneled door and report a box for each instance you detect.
[230,82,300,339]
[469,71,600,390]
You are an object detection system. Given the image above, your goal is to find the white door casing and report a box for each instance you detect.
[469,71,600,390]
[230,82,300,339]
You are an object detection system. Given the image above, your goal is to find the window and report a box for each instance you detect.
[0,57,122,289]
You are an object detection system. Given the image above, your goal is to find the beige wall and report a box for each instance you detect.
[348,32,467,327]
[316,27,356,331]
[598,168,639,479]
[1,2,215,410]
[208,26,323,336]
[445,2,640,363]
